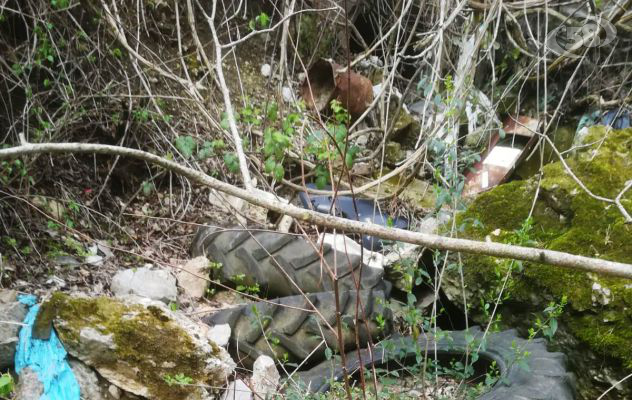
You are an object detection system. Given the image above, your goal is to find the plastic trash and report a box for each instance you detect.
[298,184,408,251]
[14,294,80,400]
[600,109,631,129]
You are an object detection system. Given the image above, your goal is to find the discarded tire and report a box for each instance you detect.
[203,289,392,369]
[193,228,576,398]
[294,326,576,399]
[191,227,388,298]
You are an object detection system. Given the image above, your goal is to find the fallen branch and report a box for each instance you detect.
[1,142,632,279]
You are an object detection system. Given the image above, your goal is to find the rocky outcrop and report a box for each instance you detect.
[39,293,235,400]
[443,127,632,399]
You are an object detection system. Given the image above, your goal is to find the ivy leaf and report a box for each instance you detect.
[174,136,196,159]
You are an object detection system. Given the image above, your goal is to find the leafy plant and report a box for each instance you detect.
[529,296,568,340]
[174,135,196,159]
[223,153,240,173]
[262,107,299,181]
[0,372,14,397]
[249,12,270,31]
[230,274,260,295]
[163,373,193,386]
[305,100,358,188]
[51,0,70,10]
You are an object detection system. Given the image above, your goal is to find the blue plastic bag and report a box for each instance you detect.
[14,294,80,400]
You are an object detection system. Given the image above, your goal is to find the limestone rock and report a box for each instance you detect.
[46,293,235,400]
[177,256,211,299]
[0,290,28,370]
[69,359,108,400]
[444,127,632,399]
[221,380,252,400]
[251,356,279,398]
[110,267,177,303]
[15,367,44,400]
[207,324,231,347]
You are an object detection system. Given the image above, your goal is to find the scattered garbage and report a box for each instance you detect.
[464,116,540,197]
[600,109,631,129]
[298,184,408,251]
[300,59,373,118]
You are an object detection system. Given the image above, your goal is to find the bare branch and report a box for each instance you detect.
[1,142,632,279]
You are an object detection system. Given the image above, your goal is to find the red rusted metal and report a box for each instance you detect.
[300,59,373,118]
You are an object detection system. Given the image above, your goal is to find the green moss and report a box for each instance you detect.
[297,14,335,61]
[453,127,632,366]
[48,293,215,400]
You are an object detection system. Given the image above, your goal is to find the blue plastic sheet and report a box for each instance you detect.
[14,294,80,400]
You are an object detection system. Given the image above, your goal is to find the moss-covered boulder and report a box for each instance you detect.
[40,293,235,400]
[443,127,632,399]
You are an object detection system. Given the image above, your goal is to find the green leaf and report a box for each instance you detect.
[174,136,196,159]
[256,12,270,28]
[266,102,278,121]
[325,347,333,360]
[264,158,276,174]
[315,175,328,189]
[142,181,154,196]
[548,318,558,337]
[224,153,239,173]
[273,163,284,181]
[0,372,14,396]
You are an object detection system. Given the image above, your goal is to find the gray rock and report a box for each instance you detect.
[54,255,81,266]
[176,256,210,299]
[207,323,231,347]
[0,290,28,370]
[110,267,177,303]
[53,294,235,400]
[282,87,294,103]
[418,217,438,235]
[15,367,44,400]
[251,356,279,399]
[221,380,252,400]
[260,63,272,77]
[108,384,121,399]
[69,359,107,400]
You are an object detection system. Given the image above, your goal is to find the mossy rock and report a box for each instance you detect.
[42,293,235,400]
[296,13,337,62]
[443,127,632,399]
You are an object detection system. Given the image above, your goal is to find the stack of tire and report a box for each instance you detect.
[192,227,576,399]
